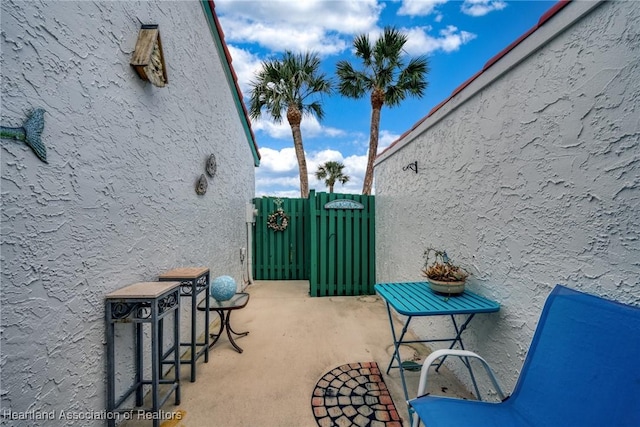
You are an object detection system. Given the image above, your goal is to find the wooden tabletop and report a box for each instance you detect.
[159,267,209,280]
[106,281,181,299]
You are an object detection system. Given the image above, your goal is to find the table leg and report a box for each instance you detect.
[433,314,482,400]
[433,314,474,370]
[208,311,225,348]
[151,306,160,427]
[224,311,249,353]
[136,322,144,407]
[106,307,116,427]
[189,282,197,382]
[383,303,413,401]
[204,273,210,362]
[173,300,181,405]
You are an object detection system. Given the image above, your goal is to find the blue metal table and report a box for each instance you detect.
[375,282,500,405]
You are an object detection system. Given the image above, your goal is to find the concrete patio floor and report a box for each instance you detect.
[123,280,473,427]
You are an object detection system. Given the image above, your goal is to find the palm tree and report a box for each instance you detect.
[315,161,350,193]
[336,27,429,195]
[249,51,332,198]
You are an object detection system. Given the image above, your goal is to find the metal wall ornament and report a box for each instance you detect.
[324,199,365,210]
[1,108,47,163]
[131,24,168,87]
[403,161,418,173]
[267,198,289,232]
[195,174,208,195]
[206,154,217,177]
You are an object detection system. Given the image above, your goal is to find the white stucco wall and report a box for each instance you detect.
[375,0,639,397]
[1,1,255,424]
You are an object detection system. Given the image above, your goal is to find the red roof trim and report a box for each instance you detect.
[538,0,571,26]
[450,69,483,99]
[208,1,260,160]
[377,0,572,161]
[482,27,536,71]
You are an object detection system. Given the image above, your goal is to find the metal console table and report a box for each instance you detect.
[105,281,181,427]
[159,267,210,382]
[197,293,250,353]
[375,282,500,406]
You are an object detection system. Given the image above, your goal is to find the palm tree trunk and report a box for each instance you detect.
[288,107,309,198]
[362,105,381,195]
[290,124,309,198]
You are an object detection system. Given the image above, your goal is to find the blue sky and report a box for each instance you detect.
[215,0,557,197]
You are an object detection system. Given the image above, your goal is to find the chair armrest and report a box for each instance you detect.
[412,349,506,402]
[409,349,507,427]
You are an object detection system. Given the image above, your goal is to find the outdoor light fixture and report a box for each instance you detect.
[130,24,168,87]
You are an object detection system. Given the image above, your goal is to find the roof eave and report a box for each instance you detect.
[201,0,261,167]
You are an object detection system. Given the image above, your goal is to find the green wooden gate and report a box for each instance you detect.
[252,196,308,280]
[252,190,375,296]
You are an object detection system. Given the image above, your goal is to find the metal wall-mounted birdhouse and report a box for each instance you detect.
[130,24,168,87]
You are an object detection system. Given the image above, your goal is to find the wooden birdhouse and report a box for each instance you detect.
[130,24,168,87]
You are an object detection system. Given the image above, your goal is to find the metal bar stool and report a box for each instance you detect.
[159,267,210,382]
[105,281,181,427]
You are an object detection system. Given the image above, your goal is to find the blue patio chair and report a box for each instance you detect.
[408,285,640,427]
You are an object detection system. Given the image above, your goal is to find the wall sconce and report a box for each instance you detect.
[403,161,418,173]
[130,24,168,87]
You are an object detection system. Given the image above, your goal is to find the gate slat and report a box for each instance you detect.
[345,204,353,295]
[308,191,318,296]
[360,195,370,294]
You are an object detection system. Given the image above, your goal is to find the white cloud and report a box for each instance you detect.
[403,25,477,55]
[309,149,364,194]
[216,0,382,54]
[251,118,292,140]
[256,146,364,196]
[219,19,348,56]
[258,147,299,173]
[308,149,345,168]
[398,0,448,17]
[461,0,507,17]
[255,128,400,196]
[225,45,263,99]
[378,130,400,153]
[251,115,345,140]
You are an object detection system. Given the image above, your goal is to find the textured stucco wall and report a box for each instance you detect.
[1,1,255,424]
[375,0,639,397]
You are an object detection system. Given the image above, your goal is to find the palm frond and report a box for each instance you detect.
[336,61,370,98]
[248,50,332,124]
[314,161,350,192]
[336,26,430,195]
[353,34,373,66]
[304,101,325,121]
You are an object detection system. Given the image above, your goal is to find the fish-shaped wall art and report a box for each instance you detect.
[1,108,47,163]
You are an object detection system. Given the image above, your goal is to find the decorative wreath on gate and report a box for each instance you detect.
[267,198,289,232]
